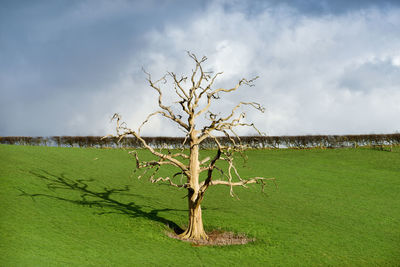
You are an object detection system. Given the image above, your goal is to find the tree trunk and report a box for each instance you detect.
[179,130,208,240]
[179,194,208,240]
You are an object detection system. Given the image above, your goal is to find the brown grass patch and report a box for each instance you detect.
[167,230,255,246]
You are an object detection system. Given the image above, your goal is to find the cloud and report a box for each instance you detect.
[220,0,400,16]
[132,2,400,135]
[0,0,208,136]
[1,1,399,136]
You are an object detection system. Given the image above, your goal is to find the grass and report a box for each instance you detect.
[0,144,399,266]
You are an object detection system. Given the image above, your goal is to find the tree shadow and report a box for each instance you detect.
[19,170,186,234]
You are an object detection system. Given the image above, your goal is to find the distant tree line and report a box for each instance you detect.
[1,134,399,150]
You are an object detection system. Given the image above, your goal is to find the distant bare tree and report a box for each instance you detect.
[107,52,275,240]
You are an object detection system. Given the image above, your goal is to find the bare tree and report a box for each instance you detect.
[107,52,275,241]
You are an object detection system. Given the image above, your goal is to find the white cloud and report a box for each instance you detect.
[25,1,399,137]
[117,2,400,136]
[392,56,400,67]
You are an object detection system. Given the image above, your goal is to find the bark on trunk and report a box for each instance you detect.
[179,130,208,240]
[179,194,208,240]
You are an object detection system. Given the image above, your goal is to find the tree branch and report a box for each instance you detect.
[199,149,222,193]
[110,114,189,174]
[143,69,190,131]
[201,177,276,197]
[150,176,188,188]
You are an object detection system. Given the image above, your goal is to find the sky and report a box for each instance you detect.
[1,0,400,137]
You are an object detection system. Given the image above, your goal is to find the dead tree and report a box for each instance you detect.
[107,52,275,241]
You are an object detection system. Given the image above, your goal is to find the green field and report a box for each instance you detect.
[0,144,399,266]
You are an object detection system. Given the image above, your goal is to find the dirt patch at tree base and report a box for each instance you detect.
[167,230,255,246]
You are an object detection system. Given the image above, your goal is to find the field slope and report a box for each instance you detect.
[0,145,399,266]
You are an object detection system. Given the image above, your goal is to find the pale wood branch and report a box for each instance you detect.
[197,72,223,101]
[168,72,189,100]
[201,177,276,197]
[204,177,275,187]
[169,152,189,159]
[210,76,259,97]
[194,76,258,119]
[143,69,190,131]
[110,114,189,174]
[220,102,265,123]
[199,156,210,165]
[151,176,188,188]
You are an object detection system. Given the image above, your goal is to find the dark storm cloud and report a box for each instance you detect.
[0,0,209,96]
[0,0,209,135]
[225,0,400,15]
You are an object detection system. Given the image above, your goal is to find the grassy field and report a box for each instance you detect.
[0,144,399,266]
